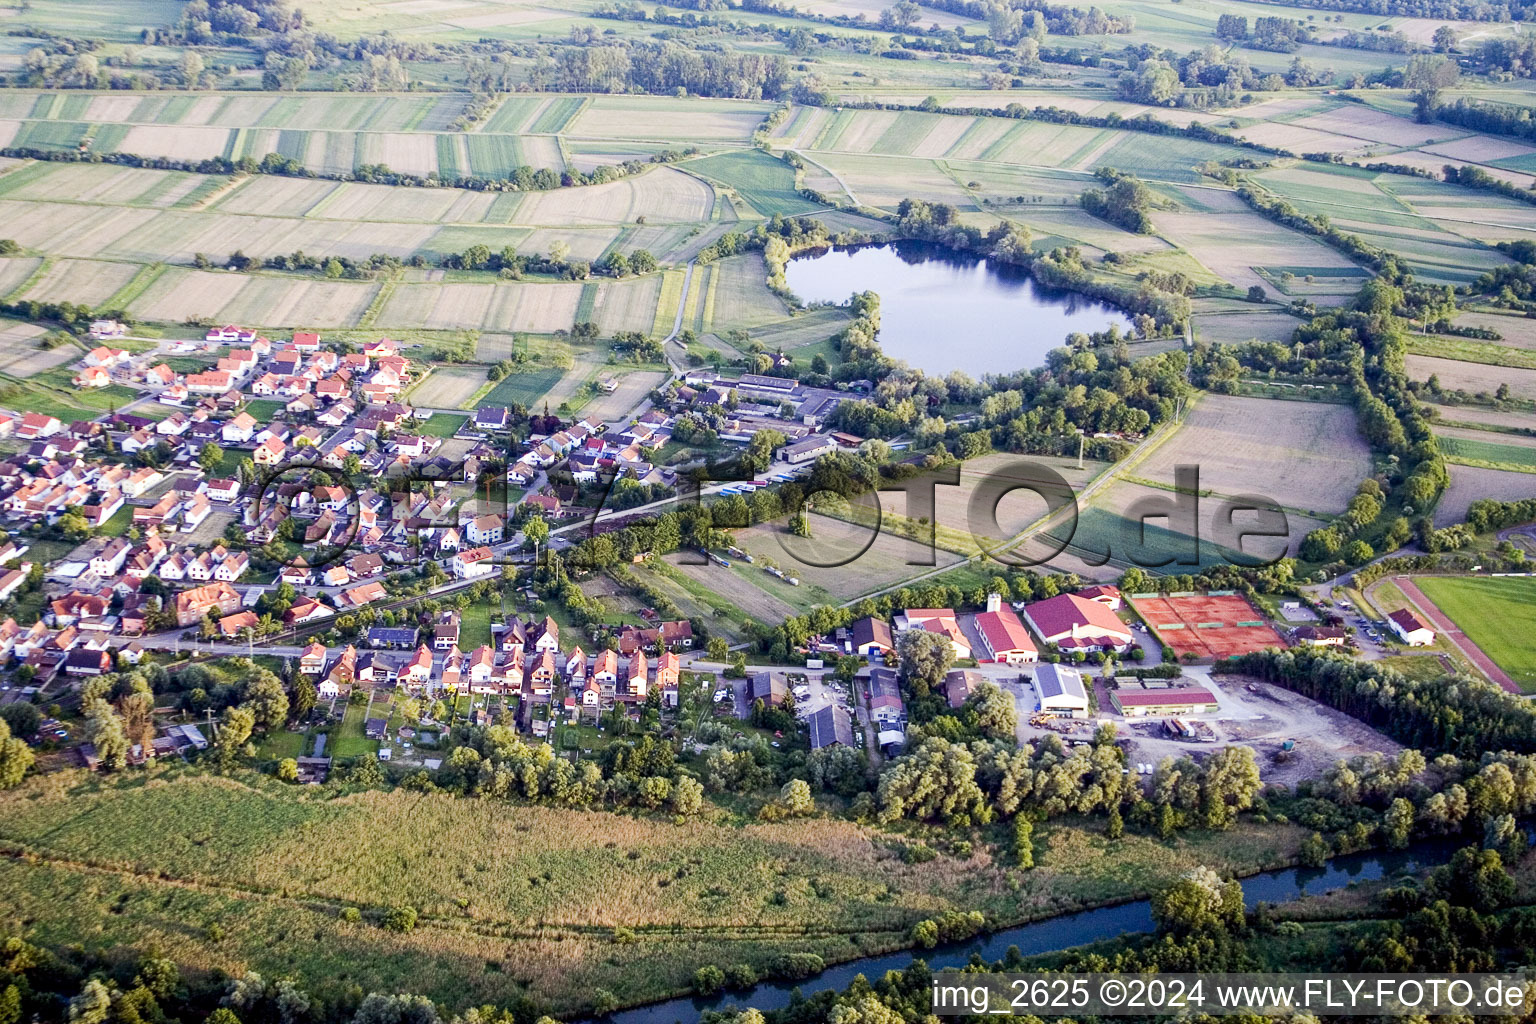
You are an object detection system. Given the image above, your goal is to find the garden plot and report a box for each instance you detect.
[520,227,621,262]
[1191,309,1307,345]
[213,176,338,217]
[128,268,376,327]
[0,320,57,375]
[0,257,41,299]
[580,370,667,423]
[1427,403,1536,432]
[409,365,488,410]
[0,201,159,261]
[1420,134,1536,165]
[117,124,232,162]
[726,512,966,603]
[707,254,789,330]
[808,153,970,209]
[213,276,381,328]
[1134,394,1370,517]
[315,182,498,224]
[1291,105,1457,148]
[1234,121,1370,156]
[588,276,663,335]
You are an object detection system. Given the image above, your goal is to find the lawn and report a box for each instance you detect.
[1414,576,1536,689]
[417,412,468,437]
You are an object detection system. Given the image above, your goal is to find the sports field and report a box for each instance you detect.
[1128,591,1286,661]
[1411,576,1536,691]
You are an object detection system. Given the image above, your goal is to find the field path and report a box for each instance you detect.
[1397,576,1520,694]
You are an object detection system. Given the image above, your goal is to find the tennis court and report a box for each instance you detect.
[1128,590,1285,660]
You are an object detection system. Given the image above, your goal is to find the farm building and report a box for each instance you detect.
[1388,608,1435,647]
[972,593,1038,665]
[1034,663,1089,717]
[777,435,837,465]
[1022,594,1133,653]
[849,616,894,657]
[1110,687,1219,717]
[747,671,785,708]
[808,705,854,749]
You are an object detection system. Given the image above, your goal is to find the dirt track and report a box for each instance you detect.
[1396,577,1519,694]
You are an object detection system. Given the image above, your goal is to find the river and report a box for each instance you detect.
[783,241,1135,377]
[601,839,1463,1024]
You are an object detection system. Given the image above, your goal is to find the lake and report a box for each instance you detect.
[784,241,1135,377]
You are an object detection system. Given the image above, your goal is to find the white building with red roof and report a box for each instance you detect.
[1022,593,1133,653]
[972,594,1038,665]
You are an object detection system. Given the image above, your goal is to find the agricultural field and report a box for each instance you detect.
[1408,355,1536,401]
[1435,465,1536,526]
[727,511,970,603]
[407,364,491,409]
[1133,394,1371,517]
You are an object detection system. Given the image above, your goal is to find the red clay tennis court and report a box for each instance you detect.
[1128,591,1285,660]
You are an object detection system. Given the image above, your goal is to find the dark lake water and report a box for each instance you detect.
[784,241,1135,377]
[598,838,1463,1024]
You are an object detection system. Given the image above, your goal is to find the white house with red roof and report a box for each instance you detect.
[1387,608,1435,647]
[1022,593,1133,653]
[972,594,1038,665]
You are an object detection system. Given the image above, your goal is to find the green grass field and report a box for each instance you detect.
[683,150,824,217]
[1438,435,1536,472]
[1415,576,1536,689]
[478,366,566,408]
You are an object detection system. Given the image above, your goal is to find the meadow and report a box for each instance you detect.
[1414,576,1536,688]
[0,768,1309,1012]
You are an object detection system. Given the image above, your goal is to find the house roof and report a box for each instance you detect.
[1034,663,1087,702]
[975,605,1037,656]
[851,616,893,651]
[1388,608,1431,634]
[808,705,854,748]
[1112,688,1217,708]
[1025,594,1131,642]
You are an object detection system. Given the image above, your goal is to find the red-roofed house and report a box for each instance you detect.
[1387,608,1435,647]
[972,595,1038,665]
[1022,593,1133,653]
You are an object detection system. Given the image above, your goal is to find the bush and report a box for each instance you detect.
[340,907,362,923]
[724,964,758,989]
[767,952,825,980]
[382,905,418,932]
[693,965,725,995]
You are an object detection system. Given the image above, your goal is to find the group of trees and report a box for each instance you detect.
[873,731,1263,837]
[553,40,789,98]
[1080,168,1156,233]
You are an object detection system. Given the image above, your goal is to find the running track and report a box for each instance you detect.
[1397,578,1521,695]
